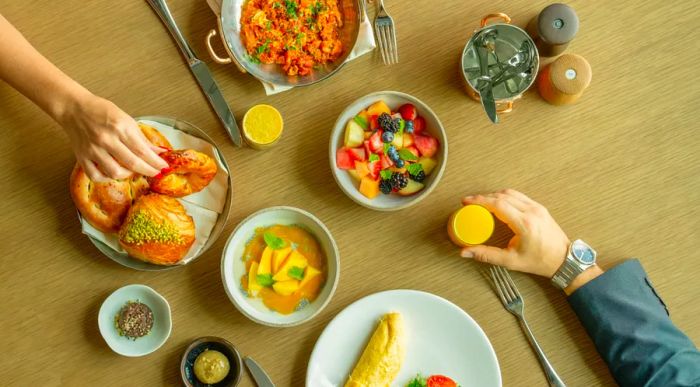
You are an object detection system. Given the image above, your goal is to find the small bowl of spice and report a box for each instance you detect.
[181,336,243,387]
[98,284,172,357]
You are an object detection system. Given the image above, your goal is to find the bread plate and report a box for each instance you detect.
[78,115,232,271]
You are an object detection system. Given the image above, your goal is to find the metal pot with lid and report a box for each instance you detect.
[460,13,539,123]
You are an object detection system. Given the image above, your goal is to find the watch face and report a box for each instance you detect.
[572,240,596,264]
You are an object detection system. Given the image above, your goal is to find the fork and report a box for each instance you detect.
[373,0,398,64]
[490,266,566,387]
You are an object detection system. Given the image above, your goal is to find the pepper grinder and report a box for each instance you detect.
[527,3,579,57]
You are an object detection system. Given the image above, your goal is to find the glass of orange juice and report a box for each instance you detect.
[448,204,495,247]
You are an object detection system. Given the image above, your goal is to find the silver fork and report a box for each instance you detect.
[373,0,398,64]
[490,266,566,387]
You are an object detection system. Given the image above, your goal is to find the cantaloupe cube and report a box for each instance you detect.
[273,250,308,282]
[248,261,262,296]
[355,161,370,178]
[272,246,292,274]
[367,101,391,116]
[300,266,321,289]
[359,177,380,199]
[258,247,273,275]
[272,280,300,296]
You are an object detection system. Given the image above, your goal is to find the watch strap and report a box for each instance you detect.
[551,256,584,288]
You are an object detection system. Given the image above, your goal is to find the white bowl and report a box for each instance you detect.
[329,91,448,211]
[98,284,172,357]
[220,207,340,327]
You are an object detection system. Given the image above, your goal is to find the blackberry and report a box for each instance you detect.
[410,170,426,183]
[382,131,394,143]
[378,113,394,132]
[379,179,393,194]
[390,172,409,191]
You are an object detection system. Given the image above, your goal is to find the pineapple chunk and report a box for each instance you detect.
[272,246,292,274]
[419,157,438,175]
[273,280,300,296]
[273,250,308,282]
[248,261,262,296]
[258,247,273,275]
[344,120,365,148]
[348,169,361,181]
[300,266,321,289]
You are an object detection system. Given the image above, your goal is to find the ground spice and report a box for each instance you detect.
[115,301,154,340]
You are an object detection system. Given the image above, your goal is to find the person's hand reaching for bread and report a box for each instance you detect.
[59,95,168,182]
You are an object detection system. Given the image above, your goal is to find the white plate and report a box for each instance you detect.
[306,290,501,387]
[98,284,172,357]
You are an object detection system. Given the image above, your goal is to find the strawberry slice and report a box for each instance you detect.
[369,115,379,130]
[336,148,354,170]
[367,159,381,179]
[368,130,384,153]
[348,147,366,161]
[363,140,372,158]
[380,154,394,169]
[414,135,439,158]
[399,103,417,120]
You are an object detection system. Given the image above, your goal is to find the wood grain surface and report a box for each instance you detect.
[1,1,699,386]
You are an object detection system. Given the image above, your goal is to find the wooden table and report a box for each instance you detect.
[1,1,698,385]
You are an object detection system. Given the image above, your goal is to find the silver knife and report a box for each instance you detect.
[145,0,243,146]
[244,356,275,387]
[475,30,499,124]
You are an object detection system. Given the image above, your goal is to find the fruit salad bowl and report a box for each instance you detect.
[330,91,448,211]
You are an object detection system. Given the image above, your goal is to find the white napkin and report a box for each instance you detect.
[206,0,376,95]
[80,120,230,264]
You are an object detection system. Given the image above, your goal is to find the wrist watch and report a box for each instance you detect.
[551,239,597,289]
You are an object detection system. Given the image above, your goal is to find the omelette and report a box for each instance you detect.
[345,312,405,387]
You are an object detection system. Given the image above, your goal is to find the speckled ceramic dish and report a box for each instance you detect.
[181,336,243,387]
[98,284,172,357]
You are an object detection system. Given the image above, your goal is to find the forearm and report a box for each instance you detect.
[0,14,90,123]
[568,260,700,387]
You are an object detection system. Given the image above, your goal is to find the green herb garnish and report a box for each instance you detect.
[354,115,368,129]
[247,54,261,64]
[398,148,418,161]
[263,232,286,250]
[310,1,324,16]
[285,0,298,18]
[256,274,274,287]
[383,143,392,154]
[256,39,271,55]
[265,20,272,30]
[272,1,282,9]
[288,266,305,280]
[407,375,427,387]
[296,32,305,46]
[380,170,393,180]
[368,153,379,163]
[407,162,423,176]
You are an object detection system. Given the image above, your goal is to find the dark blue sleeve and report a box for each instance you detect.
[568,259,700,387]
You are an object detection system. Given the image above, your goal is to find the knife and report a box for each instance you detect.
[145,0,243,146]
[244,357,276,387]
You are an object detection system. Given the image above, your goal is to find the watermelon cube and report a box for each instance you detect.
[336,148,354,170]
[414,135,439,158]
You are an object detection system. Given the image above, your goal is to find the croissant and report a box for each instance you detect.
[148,149,217,197]
[70,164,150,233]
[118,193,195,265]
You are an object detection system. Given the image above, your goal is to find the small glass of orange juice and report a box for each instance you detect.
[448,204,494,247]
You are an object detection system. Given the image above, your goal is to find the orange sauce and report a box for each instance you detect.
[240,225,326,314]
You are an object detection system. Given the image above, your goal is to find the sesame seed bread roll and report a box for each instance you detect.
[118,193,195,265]
[345,312,405,387]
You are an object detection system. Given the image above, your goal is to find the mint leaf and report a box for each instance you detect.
[407,163,423,176]
[285,0,298,18]
[256,274,274,287]
[263,232,285,250]
[368,153,379,162]
[398,149,418,161]
[380,170,393,180]
[288,266,305,280]
[353,115,368,130]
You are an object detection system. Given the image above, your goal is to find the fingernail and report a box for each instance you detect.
[461,250,474,258]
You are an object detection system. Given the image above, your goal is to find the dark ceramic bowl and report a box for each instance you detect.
[181,337,243,387]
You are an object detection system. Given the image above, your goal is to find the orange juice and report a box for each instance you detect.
[448,205,494,246]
